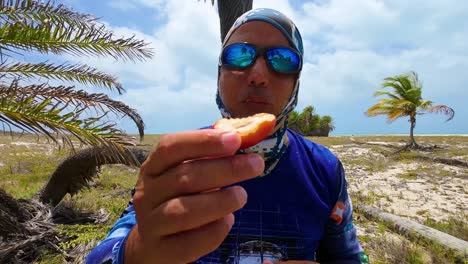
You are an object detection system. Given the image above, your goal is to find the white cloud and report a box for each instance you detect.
[293,0,468,111]
[66,0,468,134]
[67,0,222,133]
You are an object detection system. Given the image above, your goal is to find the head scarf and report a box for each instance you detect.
[216,8,304,175]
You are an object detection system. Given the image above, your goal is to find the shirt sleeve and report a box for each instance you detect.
[85,188,137,264]
[316,161,369,264]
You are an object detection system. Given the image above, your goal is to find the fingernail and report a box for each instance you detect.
[248,154,264,173]
[234,186,247,206]
[226,213,235,227]
[221,132,239,148]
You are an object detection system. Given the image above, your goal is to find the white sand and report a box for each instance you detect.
[332,144,468,222]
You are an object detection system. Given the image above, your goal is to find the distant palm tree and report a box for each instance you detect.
[319,115,335,133]
[288,106,335,137]
[365,71,454,149]
[0,0,153,162]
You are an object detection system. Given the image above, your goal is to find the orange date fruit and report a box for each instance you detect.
[213,113,276,149]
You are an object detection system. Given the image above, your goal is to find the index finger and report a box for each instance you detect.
[141,129,241,177]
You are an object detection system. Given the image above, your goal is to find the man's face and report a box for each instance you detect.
[218,21,297,118]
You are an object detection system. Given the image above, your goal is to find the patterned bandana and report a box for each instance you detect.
[216,8,304,175]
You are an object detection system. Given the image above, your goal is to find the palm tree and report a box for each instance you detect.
[0,0,153,158]
[0,1,153,261]
[30,0,253,211]
[204,0,253,41]
[319,115,335,136]
[41,0,255,208]
[288,110,302,134]
[365,71,454,149]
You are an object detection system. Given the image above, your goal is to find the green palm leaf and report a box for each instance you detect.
[387,109,408,122]
[0,0,154,165]
[373,91,400,100]
[0,0,96,29]
[0,80,144,138]
[0,80,139,163]
[0,14,153,61]
[365,104,393,116]
[0,61,124,93]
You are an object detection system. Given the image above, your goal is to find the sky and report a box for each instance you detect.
[55,0,467,135]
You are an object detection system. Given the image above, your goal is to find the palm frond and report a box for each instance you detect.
[0,18,153,61]
[0,61,124,93]
[365,104,393,117]
[0,80,144,138]
[387,109,409,123]
[0,0,97,28]
[418,100,433,108]
[425,105,455,122]
[381,78,407,99]
[404,88,421,103]
[0,81,139,163]
[382,72,424,103]
[376,98,398,106]
[373,90,401,100]
[397,75,413,91]
[392,99,416,109]
[366,97,415,120]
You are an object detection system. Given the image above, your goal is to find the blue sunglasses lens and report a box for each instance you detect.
[222,43,301,73]
[222,44,256,68]
[266,47,301,73]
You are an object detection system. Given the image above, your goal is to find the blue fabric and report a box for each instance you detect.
[86,129,365,263]
[222,8,304,56]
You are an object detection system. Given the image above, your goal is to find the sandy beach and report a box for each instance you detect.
[327,138,467,224]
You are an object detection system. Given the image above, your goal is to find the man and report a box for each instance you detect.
[86,8,367,264]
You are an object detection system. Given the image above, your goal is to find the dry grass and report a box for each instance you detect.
[0,133,467,263]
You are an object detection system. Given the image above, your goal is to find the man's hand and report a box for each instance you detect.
[124,129,264,264]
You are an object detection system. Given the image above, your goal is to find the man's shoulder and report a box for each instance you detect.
[287,129,338,161]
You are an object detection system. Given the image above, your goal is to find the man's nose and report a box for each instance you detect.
[247,56,270,87]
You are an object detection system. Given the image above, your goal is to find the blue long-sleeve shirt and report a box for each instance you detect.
[86,129,367,263]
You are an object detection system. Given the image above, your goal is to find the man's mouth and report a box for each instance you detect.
[244,97,271,105]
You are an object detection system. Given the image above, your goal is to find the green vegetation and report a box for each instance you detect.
[357,217,467,264]
[397,169,419,180]
[424,216,468,241]
[59,224,109,250]
[289,105,335,136]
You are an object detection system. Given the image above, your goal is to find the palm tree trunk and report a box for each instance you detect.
[37,147,149,206]
[408,115,419,148]
[217,0,253,41]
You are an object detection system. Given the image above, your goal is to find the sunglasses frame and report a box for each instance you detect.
[220,42,302,74]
